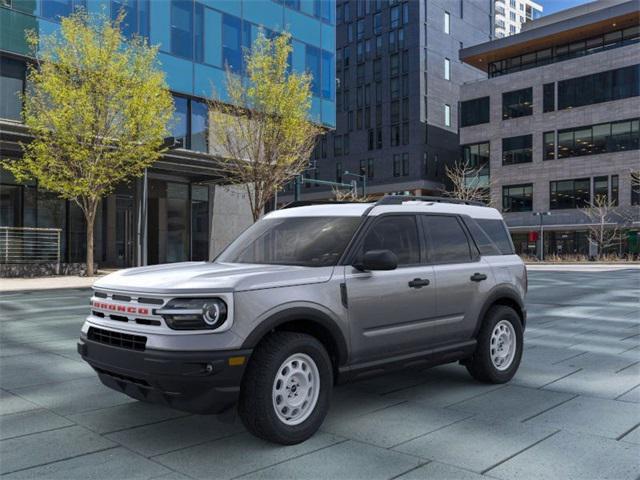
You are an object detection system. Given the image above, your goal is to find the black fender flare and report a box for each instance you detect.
[474,285,526,337]
[241,307,349,366]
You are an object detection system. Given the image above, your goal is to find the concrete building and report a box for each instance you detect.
[459,0,639,258]
[493,0,542,38]
[281,0,492,202]
[0,0,335,272]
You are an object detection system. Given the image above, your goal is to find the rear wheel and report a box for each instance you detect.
[238,331,332,444]
[466,305,523,383]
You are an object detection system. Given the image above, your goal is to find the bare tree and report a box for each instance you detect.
[580,194,629,259]
[444,160,492,205]
[331,186,375,203]
[208,32,320,222]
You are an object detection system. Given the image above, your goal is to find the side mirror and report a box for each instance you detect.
[354,249,398,271]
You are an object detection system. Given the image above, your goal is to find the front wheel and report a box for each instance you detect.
[465,305,523,384]
[238,332,333,445]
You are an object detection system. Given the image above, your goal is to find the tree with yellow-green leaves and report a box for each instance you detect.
[3,11,173,276]
[208,31,322,222]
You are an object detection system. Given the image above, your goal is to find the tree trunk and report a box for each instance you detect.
[86,215,95,276]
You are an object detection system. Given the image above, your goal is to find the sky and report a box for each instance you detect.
[540,0,594,15]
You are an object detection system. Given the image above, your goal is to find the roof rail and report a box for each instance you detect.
[281,200,367,209]
[374,195,486,207]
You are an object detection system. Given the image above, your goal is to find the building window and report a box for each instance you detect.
[444,104,451,127]
[594,175,608,201]
[550,178,591,209]
[368,129,374,150]
[222,13,242,71]
[502,87,533,119]
[321,50,334,100]
[343,133,350,155]
[391,100,399,124]
[171,0,194,60]
[374,12,382,34]
[171,95,189,148]
[502,134,532,165]
[402,122,409,144]
[112,0,150,39]
[376,128,383,149]
[390,5,400,28]
[444,11,450,34]
[543,131,555,160]
[391,125,400,146]
[336,161,343,183]
[368,158,375,178]
[190,99,208,152]
[402,153,409,176]
[503,184,533,212]
[444,58,451,80]
[558,64,640,111]
[460,96,490,127]
[488,27,640,78]
[632,172,640,206]
[305,45,321,97]
[393,155,401,176]
[462,142,490,177]
[334,135,342,156]
[0,56,25,121]
[390,54,399,76]
[543,83,555,113]
[41,0,86,21]
[557,118,640,159]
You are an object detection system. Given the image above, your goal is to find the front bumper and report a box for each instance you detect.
[78,335,252,414]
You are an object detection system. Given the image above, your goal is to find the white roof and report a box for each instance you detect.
[266,200,503,220]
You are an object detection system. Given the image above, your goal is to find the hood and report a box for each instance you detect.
[93,262,335,294]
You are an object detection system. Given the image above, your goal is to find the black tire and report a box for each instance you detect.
[238,331,333,445]
[465,305,523,384]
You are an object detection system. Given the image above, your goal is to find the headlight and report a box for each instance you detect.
[156,298,228,330]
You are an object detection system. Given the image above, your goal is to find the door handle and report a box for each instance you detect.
[470,273,487,282]
[408,278,430,288]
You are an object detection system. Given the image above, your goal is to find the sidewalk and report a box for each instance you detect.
[525,263,640,271]
[0,272,109,292]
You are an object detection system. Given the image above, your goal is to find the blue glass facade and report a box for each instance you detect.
[0,0,336,128]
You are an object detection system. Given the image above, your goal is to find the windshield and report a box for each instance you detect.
[216,216,362,267]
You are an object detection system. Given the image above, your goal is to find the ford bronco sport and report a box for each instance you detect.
[78,196,526,444]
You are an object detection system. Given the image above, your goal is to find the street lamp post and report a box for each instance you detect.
[532,211,551,261]
[343,171,367,197]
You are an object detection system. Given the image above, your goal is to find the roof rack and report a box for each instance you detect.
[374,195,485,207]
[281,200,367,209]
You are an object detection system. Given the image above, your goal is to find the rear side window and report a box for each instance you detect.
[360,215,421,265]
[476,219,515,255]
[422,216,472,264]
[464,219,502,256]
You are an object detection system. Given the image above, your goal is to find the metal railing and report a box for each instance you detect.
[0,227,62,272]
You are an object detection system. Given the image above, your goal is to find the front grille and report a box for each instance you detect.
[88,327,147,351]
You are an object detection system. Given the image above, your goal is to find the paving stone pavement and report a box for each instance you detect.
[0,269,639,479]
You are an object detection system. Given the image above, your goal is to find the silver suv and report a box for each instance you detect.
[78,196,527,444]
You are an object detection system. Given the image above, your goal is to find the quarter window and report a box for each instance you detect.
[422,216,472,264]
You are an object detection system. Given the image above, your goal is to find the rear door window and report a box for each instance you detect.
[463,218,502,256]
[422,215,473,264]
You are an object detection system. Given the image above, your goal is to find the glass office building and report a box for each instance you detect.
[0,0,335,268]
